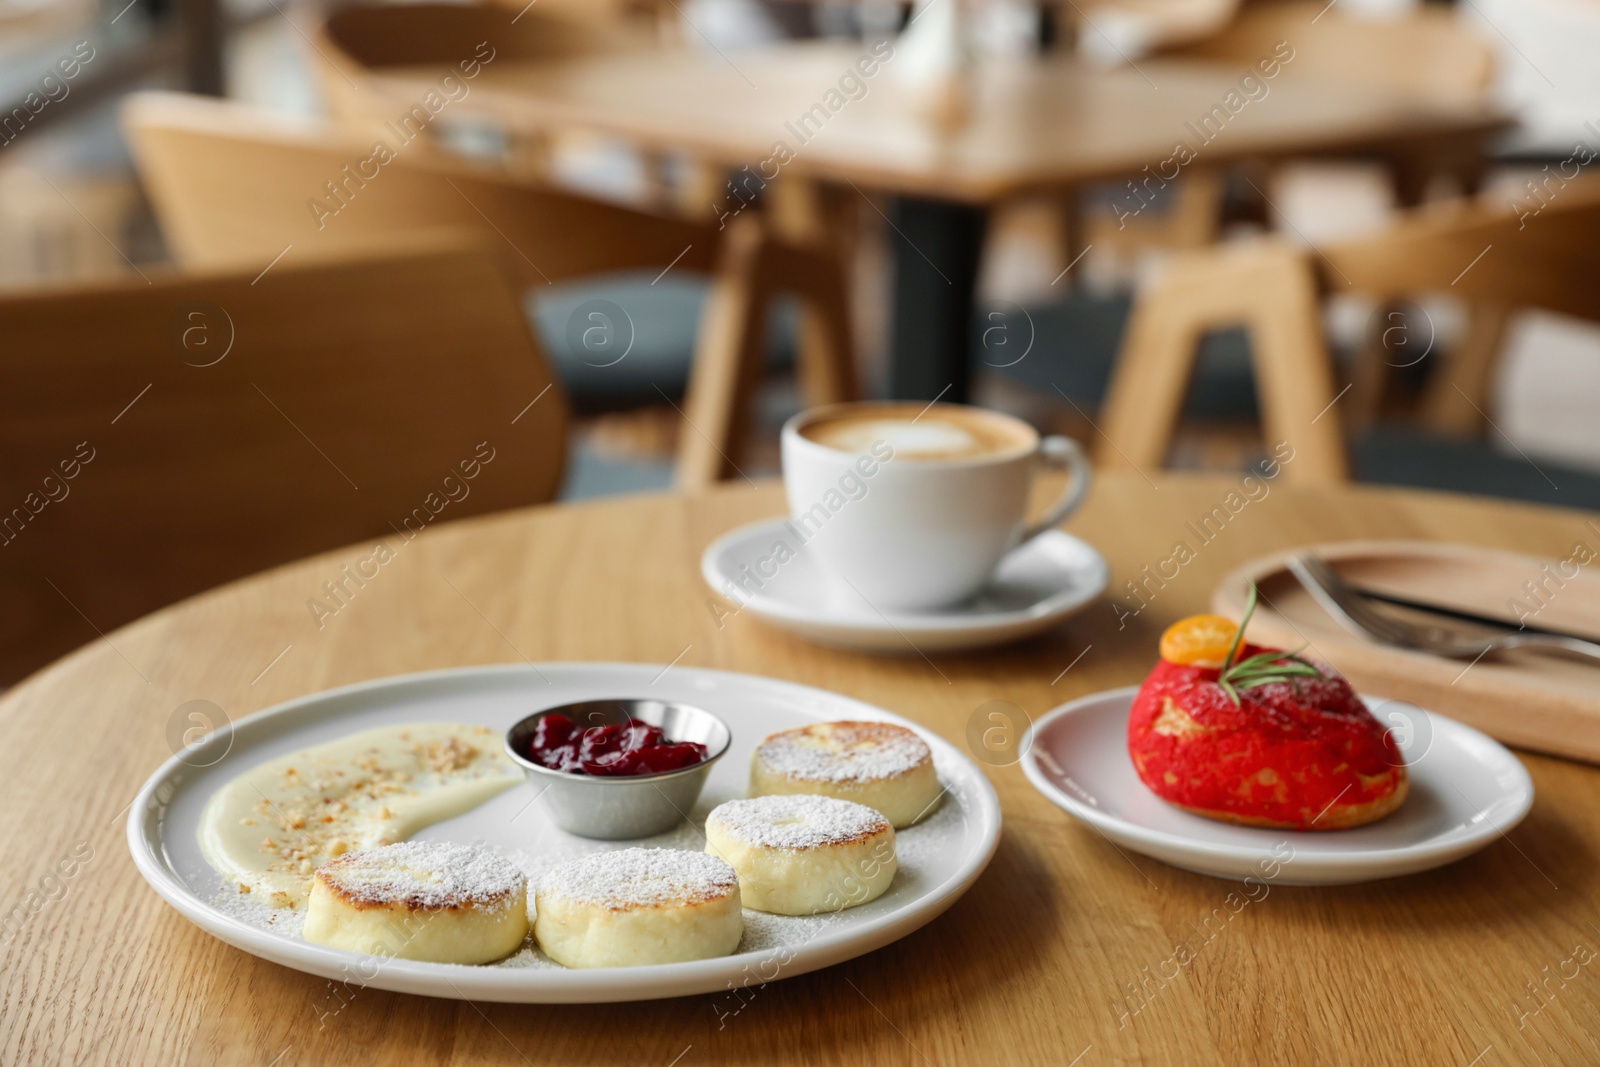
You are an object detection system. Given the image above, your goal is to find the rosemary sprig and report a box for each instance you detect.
[1217,582,1254,672]
[1216,582,1325,705]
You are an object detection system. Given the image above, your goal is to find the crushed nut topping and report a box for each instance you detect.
[424,736,480,774]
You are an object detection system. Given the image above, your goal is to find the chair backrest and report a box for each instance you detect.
[1321,180,1600,321]
[120,91,718,286]
[1168,0,1495,97]
[308,1,650,131]
[1325,179,1600,435]
[0,236,568,683]
[320,1,638,68]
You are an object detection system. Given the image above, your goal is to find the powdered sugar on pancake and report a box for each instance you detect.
[316,841,524,912]
[707,795,891,851]
[754,722,931,785]
[537,848,737,911]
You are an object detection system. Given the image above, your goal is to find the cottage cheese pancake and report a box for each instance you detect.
[706,795,896,915]
[198,723,522,908]
[303,841,529,964]
[750,721,941,828]
[533,848,742,968]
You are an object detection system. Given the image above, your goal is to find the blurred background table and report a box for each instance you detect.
[371,42,1510,400]
[4,474,1595,1065]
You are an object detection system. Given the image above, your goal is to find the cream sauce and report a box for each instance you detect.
[198,723,522,908]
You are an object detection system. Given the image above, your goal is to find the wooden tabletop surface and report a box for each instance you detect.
[373,41,1510,202]
[4,474,1598,1066]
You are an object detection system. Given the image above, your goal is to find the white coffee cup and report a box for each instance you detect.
[780,402,1092,611]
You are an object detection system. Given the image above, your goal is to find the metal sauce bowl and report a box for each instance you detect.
[504,699,732,840]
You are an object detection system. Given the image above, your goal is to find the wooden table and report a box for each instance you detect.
[5,475,1595,1066]
[372,41,1509,401]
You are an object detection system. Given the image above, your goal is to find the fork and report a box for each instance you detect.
[1287,554,1600,664]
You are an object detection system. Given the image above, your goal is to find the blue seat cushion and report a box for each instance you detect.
[978,292,1259,421]
[527,272,797,413]
[1355,426,1600,510]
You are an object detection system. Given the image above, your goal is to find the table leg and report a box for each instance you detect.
[177,0,225,96]
[888,196,987,402]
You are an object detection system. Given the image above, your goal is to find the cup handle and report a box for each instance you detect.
[1017,436,1092,546]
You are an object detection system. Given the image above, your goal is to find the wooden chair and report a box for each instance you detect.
[1330,182,1600,439]
[1170,0,1495,101]
[309,2,645,122]
[1070,0,1499,277]
[306,1,670,199]
[1096,182,1600,484]
[1168,0,1497,200]
[120,90,857,488]
[0,235,567,684]
[1097,238,1345,483]
[310,0,802,387]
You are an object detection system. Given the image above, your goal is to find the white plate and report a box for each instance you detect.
[127,664,1000,1002]
[1021,686,1533,886]
[701,518,1108,652]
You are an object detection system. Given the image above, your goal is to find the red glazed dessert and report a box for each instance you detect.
[526,714,707,777]
[1127,599,1407,831]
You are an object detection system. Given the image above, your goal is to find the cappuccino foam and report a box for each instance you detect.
[799,405,1031,460]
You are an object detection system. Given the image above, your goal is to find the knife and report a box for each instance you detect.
[1352,585,1599,643]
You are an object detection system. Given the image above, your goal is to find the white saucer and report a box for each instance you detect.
[1021,686,1533,886]
[700,518,1109,652]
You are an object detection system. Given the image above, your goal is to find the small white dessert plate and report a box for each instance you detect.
[127,663,1000,1003]
[701,517,1109,652]
[1021,686,1533,886]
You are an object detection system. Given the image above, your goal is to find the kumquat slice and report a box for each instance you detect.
[1158,614,1241,668]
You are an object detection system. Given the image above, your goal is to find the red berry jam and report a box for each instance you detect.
[525,714,708,776]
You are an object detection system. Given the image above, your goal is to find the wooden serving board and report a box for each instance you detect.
[1213,539,1600,765]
